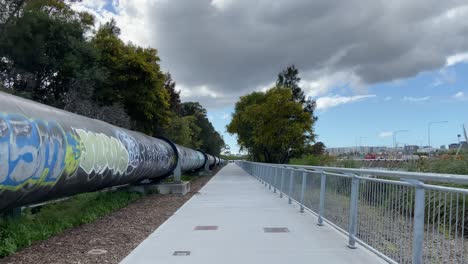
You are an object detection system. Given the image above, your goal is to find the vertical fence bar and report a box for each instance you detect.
[412,181,425,264]
[288,169,294,204]
[347,174,360,249]
[268,166,272,190]
[318,171,326,226]
[274,167,277,193]
[299,169,307,213]
[280,167,285,198]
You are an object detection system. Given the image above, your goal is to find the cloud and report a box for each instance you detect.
[73,1,468,109]
[316,94,376,110]
[446,52,468,66]
[384,96,392,101]
[378,131,394,138]
[402,96,431,102]
[453,91,467,100]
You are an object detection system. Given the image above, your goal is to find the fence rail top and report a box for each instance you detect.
[240,161,468,185]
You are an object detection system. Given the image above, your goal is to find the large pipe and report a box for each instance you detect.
[0,91,222,212]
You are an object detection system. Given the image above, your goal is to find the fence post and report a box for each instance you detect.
[412,180,425,264]
[299,169,307,213]
[347,174,360,249]
[317,171,326,226]
[268,166,272,190]
[288,169,294,204]
[280,167,285,198]
[273,167,277,193]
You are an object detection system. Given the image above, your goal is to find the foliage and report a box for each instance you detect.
[0,190,143,257]
[164,115,202,149]
[276,65,318,117]
[0,3,96,106]
[289,154,335,166]
[92,21,171,135]
[163,72,182,114]
[228,87,314,163]
[180,102,225,156]
[0,0,225,152]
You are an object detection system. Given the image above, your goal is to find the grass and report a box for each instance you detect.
[289,154,336,166]
[0,190,144,258]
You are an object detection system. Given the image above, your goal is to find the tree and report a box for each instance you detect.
[228,87,315,163]
[277,65,303,102]
[163,115,201,149]
[311,142,326,155]
[180,102,225,156]
[276,65,318,119]
[92,21,171,135]
[163,72,182,114]
[0,0,96,107]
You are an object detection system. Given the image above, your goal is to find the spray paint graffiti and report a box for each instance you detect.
[74,129,129,176]
[0,114,82,190]
[116,130,140,174]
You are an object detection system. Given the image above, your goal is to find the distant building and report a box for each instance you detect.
[404,145,419,154]
[449,141,468,150]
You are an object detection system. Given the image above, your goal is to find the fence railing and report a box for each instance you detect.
[236,161,468,264]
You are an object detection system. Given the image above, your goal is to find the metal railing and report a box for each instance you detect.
[236,161,468,264]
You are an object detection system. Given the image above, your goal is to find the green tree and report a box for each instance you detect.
[0,1,96,106]
[180,102,225,156]
[276,65,318,117]
[228,87,315,163]
[164,115,202,149]
[92,20,171,135]
[163,72,182,114]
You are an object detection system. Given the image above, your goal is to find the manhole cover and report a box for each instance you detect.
[263,227,289,233]
[173,251,191,256]
[194,225,218,230]
[87,249,107,255]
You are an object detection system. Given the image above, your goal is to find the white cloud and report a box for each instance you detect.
[446,52,468,66]
[316,94,376,110]
[301,71,364,98]
[384,96,392,101]
[179,84,222,99]
[453,91,467,101]
[402,96,431,102]
[378,131,394,138]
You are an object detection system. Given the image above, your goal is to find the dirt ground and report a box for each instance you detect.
[1,174,215,264]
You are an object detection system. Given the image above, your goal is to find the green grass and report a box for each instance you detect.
[0,190,143,258]
[289,154,336,166]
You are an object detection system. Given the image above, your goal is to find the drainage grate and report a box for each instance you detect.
[194,225,218,230]
[173,251,191,256]
[263,227,290,233]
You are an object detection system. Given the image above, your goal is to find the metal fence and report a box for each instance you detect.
[237,161,468,264]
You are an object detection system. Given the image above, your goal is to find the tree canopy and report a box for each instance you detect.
[228,66,317,163]
[0,0,225,155]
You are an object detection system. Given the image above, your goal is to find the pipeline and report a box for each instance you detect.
[0,91,224,212]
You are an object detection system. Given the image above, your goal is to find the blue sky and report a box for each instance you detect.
[208,63,468,153]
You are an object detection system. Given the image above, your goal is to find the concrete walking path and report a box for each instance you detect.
[121,163,385,264]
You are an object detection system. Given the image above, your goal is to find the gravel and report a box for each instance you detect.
[0,174,214,264]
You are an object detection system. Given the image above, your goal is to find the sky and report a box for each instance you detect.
[73,0,468,153]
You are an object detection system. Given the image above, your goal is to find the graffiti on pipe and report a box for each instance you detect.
[0,113,82,190]
[74,129,129,177]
